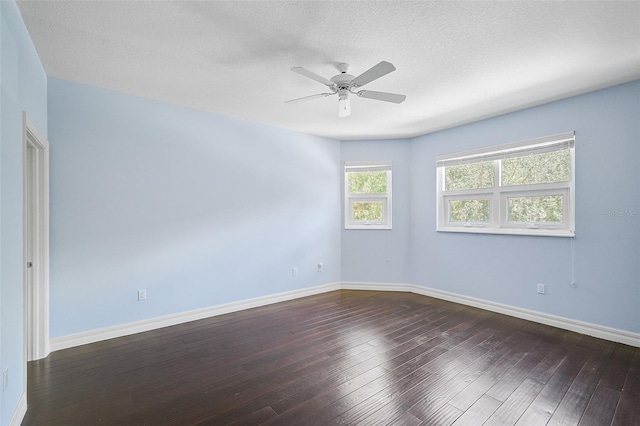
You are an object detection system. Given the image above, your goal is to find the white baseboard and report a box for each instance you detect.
[345,281,640,348]
[50,282,341,352]
[341,281,413,292]
[50,280,640,352]
[9,392,27,426]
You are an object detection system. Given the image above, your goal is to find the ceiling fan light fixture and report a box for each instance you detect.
[338,90,351,117]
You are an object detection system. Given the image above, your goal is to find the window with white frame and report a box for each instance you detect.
[436,132,575,237]
[345,161,392,229]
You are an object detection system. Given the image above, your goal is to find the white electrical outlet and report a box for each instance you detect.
[3,369,8,391]
[317,262,323,272]
[537,283,545,294]
[292,267,298,276]
[138,289,147,301]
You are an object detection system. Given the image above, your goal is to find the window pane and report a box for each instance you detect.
[501,150,570,186]
[348,171,387,194]
[508,195,563,223]
[449,199,490,222]
[445,162,494,191]
[352,201,383,221]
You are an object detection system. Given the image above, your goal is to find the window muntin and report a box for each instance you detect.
[345,162,392,229]
[437,132,574,236]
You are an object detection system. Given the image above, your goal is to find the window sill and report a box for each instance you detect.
[437,226,574,237]
[346,224,392,230]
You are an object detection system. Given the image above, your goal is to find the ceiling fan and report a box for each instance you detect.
[286,61,406,117]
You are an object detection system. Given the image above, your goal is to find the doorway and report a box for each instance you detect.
[23,111,50,364]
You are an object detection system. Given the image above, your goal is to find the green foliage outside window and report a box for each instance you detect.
[445,150,570,224]
[502,150,570,186]
[449,199,490,222]
[508,196,563,223]
[348,171,387,194]
[445,162,494,191]
[352,202,383,221]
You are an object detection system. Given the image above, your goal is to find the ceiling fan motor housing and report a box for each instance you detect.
[330,73,355,89]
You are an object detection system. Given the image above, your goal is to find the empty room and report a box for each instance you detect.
[1,1,639,425]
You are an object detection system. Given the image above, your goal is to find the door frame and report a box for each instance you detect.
[22,111,50,368]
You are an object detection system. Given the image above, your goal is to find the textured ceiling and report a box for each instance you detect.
[17,1,640,140]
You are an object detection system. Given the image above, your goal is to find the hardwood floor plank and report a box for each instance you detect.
[578,385,621,426]
[331,327,512,425]
[515,346,591,425]
[547,340,615,426]
[405,327,533,422]
[22,290,640,426]
[418,403,464,426]
[224,405,278,425]
[447,333,537,412]
[597,343,636,391]
[450,394,501,425]
[611,348,640,426]
[611,391,640,426]
[484,341,551,402]
[484,378,544,426]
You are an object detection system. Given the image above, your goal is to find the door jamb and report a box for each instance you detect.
[22,111,50,372]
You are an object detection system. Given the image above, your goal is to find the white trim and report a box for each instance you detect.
[437,227,575,238]
[8,392,27,426]
[341,281,412,292]
[51,282,341,352]
[22,111,50,362]
[49,280,640,353]
[342,281,640,348]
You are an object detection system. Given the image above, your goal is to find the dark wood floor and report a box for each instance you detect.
[23,290,639,425]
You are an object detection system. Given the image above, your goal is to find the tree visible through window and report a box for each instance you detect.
[436,132,575,236]
[345,162,392,229]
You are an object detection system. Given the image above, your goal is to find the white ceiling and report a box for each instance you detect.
[17,1,640,140]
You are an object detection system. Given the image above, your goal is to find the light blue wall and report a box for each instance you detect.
[0,0,48,423]
[341,139,412,284]
[3,8,639,425]
[48,78,341,337]
[409,80,639,333]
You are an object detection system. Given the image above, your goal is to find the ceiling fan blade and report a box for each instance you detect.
[357,90,406,104]
[291,67,335,87]
[284,93,334,104]
[351,61,396,88]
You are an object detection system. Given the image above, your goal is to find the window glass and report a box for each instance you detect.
[352,201,384,222]
[445,162,494,191]
[508,195,563,223]
[348,171,387,194]
[449,199,490,223]
[501,150,570,186]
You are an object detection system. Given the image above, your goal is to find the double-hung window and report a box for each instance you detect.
[436,132,575,237]
[345,161,392,229]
